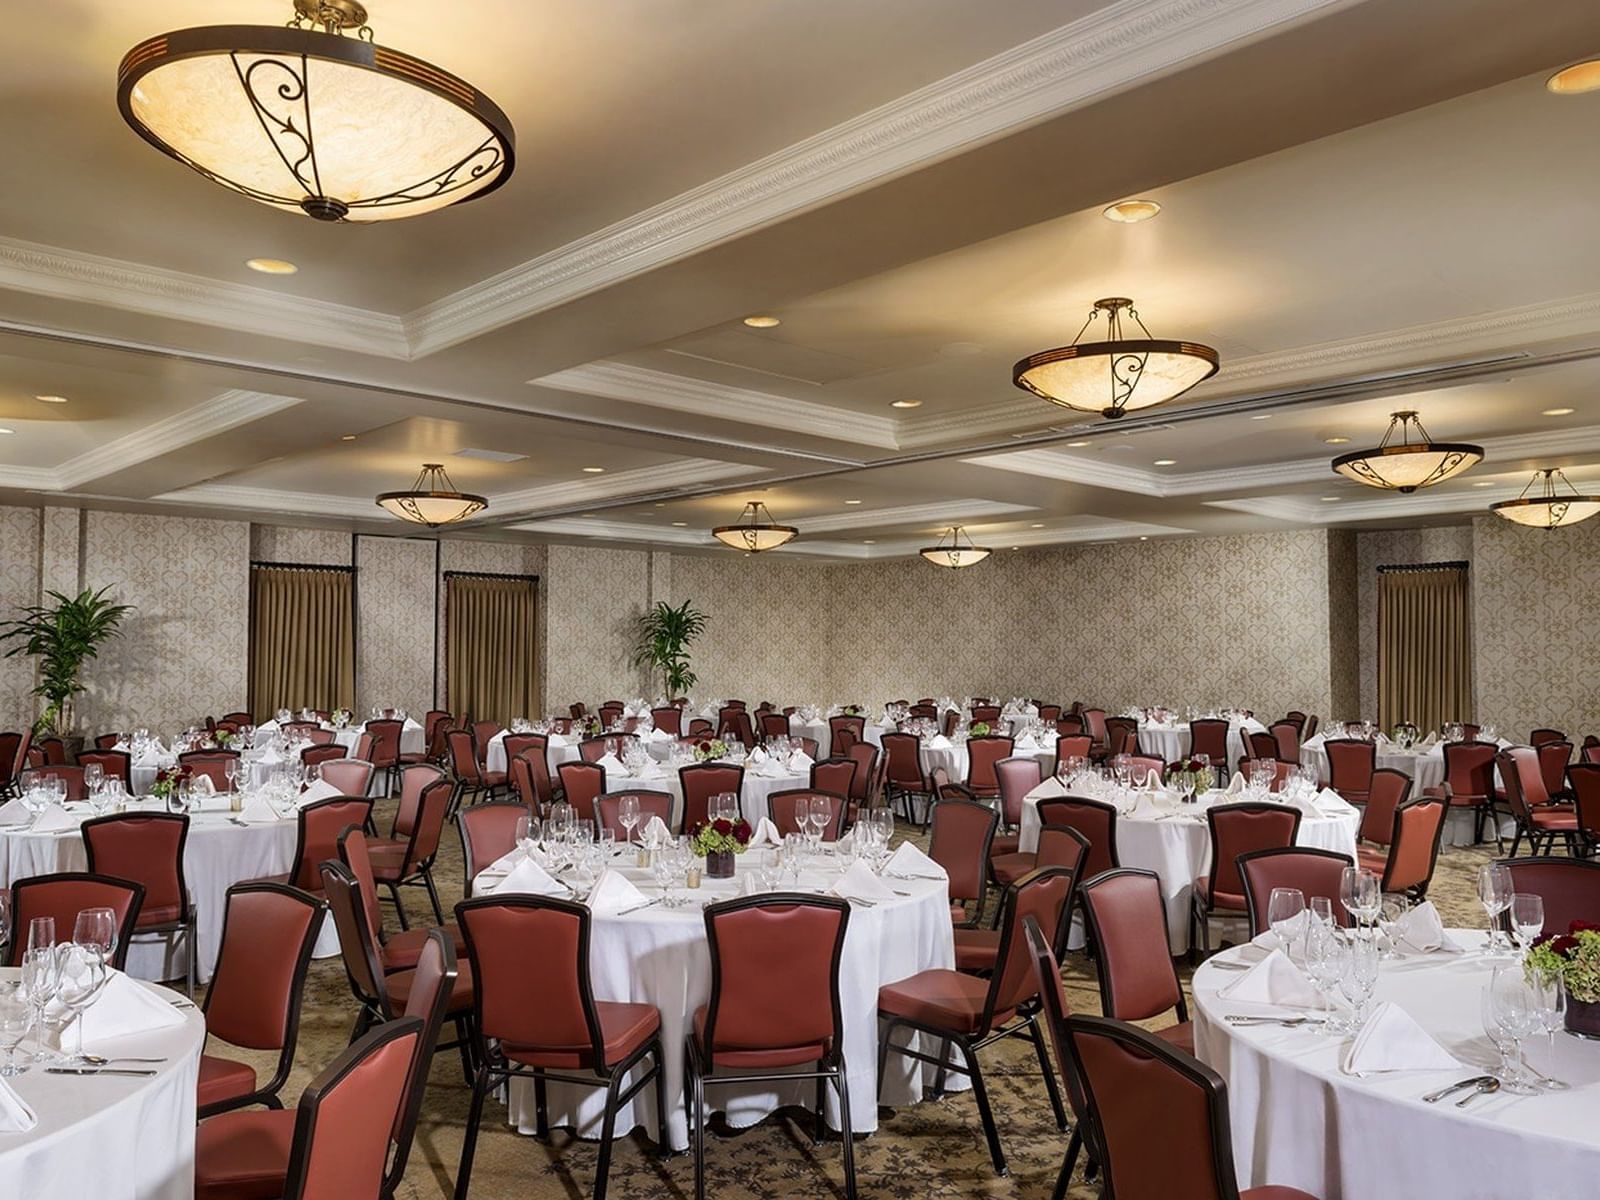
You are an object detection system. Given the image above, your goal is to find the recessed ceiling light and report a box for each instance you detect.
[34,394,68,404]
[1543,407,1575,416]
[890,399,922,409]
[1010,546,1021,551]
[0,428,13,435]
[1138,536,1149,541]
[1102,199,1161,223]
[1066,440,1090,448]
[1249,413,1272,420]
[1320,496,1341,502]
[580,512,596,518]
[863,539,876,544]
[581,466,605,473]
[456,447,528,462]
[1153,458,1177,466]
[1324,436,1351,445]
[1473,480,1495,487]
[671,521,687,527]
[245,258,298,275]
[844,499,862,505]
[654,503,666,508]
[340,434,356,441]
[1030,523,1044,528]
[742,315,781,328]
[1548,60,1600,94]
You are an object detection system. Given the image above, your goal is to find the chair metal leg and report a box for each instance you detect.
[833,1057,858,1200]
[963,1038,1008,1176]
[534,1070,549,1138]
[422,869,445,923]
[594,1072,622,1200]
[1027,1019,1068,1131]
[1052,1129,1083,1200]
[454,1016,474,1085]
[689,1044,708,1200]
[875,1020,896,1098]
[814,1072,826,1144]
[651,1042,670,1154]
[453,1067,490,1200]
[931,1036,951,1097]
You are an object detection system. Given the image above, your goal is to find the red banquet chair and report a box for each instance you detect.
[1023,915,1098,1196]
[990,756,1043,859]
[557,761,606,828]
[1036,796,1120,879]
[1499,746,1577,857]
[1324,738,1376,805]
[964,735,1014,800]
[878,867,1075,1177]
[196,881,327,1118]
[367,776,454,926]
[930,797,998,927]
[338,828,464,974]
[679,762,744,833]
[1079,868,1193,1053]
[766,788,847,840]
[1497,856,1600,937]
[1358,795,1448,900]
[1062,1014,1321,1200]
[457,800,531,897]
[263,797,374,896]
[78,748,132,791]
[1190,802,1302,960]
[1422,739,1501,850]
[810,756,857,798]
[688,894,857,1200]
[1238,847,1355,935]
[7,872,143,969]
[1357,767,1413,846]
[596,790,675,841]
[453,894,667,1200]
[82,812,200,995]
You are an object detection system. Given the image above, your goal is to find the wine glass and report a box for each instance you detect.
[872,806,895,850]
[1510,893,1544,956]
[1530,964,1567,1054]
[1337,932,1379,1028]
[1267,887,1305,953]
[618,796,641,848]
[55,942,108,1065]
[1303,922,1345,1034]
[1478,863,1513,954]
[82,762,103,795]
[808,795,833,844]
[0,985,29,1076]
[223,758,241,793]
[20,917,58,1061]
[1484,966,1541,1094]
[1339,867,1381,931]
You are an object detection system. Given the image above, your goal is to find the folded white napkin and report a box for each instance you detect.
[257,720,279,734]
[587,869,648,914]
[632,760,663,780]
[0,798,28,827]
[748,746,768,765]
[830,860,898,902]
[926,735,953,750]
[30,806,79,834]
[789,751,815,772]
[1217,948,1323,1010]
[885,840,947,879]
[757,758,787,778]
[297,779,342,805]
[596,753,626,773]
[191,795,233,813]
[57,970,186,1049]
[1016,734,1038,750]
[256,748,282,765]
[1341,1002,1463,1076]
[490,856,567,897]
[1394,901,1464,954]
[238,797,282,824]
[403,717,422,732]
[1224,772,1246,795]
[1419,731,1439,747]
[192,775,216,796]
[640,815,674,846]
[133,747,167,768]
[484,847,537,874]
[647,728,672,742]
[0,1077,35,1132]
[747,817,783,847]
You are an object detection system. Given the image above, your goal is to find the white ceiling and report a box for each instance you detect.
[1,0,1598,558]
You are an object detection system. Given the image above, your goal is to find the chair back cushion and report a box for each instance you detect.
[596,790,674,838]
[319,759,374,799]
[1358,768,1413,845]
[1205,803,1301,899]
[292,798,374,891]
[928,798,998,902]
[205,882,325,1049]
[1079,869,1183,1022]
[1036,796,1119,877]
[1238,847,1354,935]
[995,756,1042,826]
[1383,796,1446,893]
[1326,739,1376,798]
[82,813,189,922]
[1501,856,1600,935]
[8,872,144,969]
[679,763,744,832]
[458,802,528,881]
[556,762,605,824]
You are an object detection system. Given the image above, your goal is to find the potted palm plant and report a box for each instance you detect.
[630,600,708,697]
[0,586,132,754]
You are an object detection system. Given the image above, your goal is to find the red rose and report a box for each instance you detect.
[1552,935,1580,958]
[733,820,752,843]
[712,818,733,836]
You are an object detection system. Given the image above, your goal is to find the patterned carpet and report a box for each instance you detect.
[209,804,1502,1200]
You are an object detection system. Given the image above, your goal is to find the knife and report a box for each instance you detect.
[46,1067,158,1077]
[1422,1075,1493,1103]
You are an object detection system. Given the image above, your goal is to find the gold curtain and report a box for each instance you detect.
[249,566,355,720]
[446,574,539,726]
[1377,565,1471,733]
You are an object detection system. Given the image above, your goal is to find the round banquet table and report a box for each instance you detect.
[1192,931,1600,1199]
[916,737,1055,783]
[474,853,957,1150]
[1137,715,1266,768]
[0,969,205,1200]
[787,715,831,759]
[483,731,582,777]
[0,799,337,982]
[1298,734,1514,847]
[1018,779,1360,953]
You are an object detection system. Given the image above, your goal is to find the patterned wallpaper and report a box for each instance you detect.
[1354,525,1474,721]
[355,534,437,716]
[1472,513,1600,741]
[250,525,353,566]
[78,510,250,735]
[543,544,654,705]
[0,508,40,729]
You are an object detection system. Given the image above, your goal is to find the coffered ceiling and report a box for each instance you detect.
[0,0,1597,558]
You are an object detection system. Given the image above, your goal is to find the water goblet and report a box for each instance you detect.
[808,796,834,844]
[1484,966,1541,1094]
[1530,964,1567,1053]
[55,942,108,1065]
[1303,924,1346,1034]
[618,796,641,847]
[1267,887,1305,954]
[1478,863,1513,954]
[1337,932,1379,1029]
[1510,892,1545,956]
[0,986,29,1076]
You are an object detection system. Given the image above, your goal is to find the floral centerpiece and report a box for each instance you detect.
[693,738,729,763]
[210,729,236,750]
[690,816,752,878]
[841,704,863,717]
[330,708,352,729]
[969,721,991,737]
[1165,757,1212,801]
[1392,720,1418,749]
[1526,920,1600,1038]
[149,763,192,806]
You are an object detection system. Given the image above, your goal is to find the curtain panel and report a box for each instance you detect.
[1377,564,1471,734]
[248,565,355,720]
[446,573,539,727]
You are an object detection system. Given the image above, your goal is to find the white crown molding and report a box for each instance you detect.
[532,362,899,450]
[0,237,408,359]
[405,0,1345,355]
[489,458,763,515]
[802,499,1034,534]
[0,464,62,490]
[1206,489,1511,524]
[152,483,375,519]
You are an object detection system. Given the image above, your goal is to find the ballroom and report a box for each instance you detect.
[1,2,1599,1198]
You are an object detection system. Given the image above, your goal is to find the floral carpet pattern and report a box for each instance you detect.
[213,802,1499,1200]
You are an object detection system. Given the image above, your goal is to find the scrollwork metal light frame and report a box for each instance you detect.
[1330,411,1483,493]
[375,463,487,527]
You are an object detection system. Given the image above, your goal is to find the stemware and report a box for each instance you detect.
[1530,964,1567,1052]
[55,942,108,1065]
[0,986,29,1076]
[1303,923,1346,1034]
[1339,867,1381,931]
[1337,932,1379,1028]
[1478,863,1513,954]
[21,917,58,1061]
[1510,892,1545,955]
[1484,967,1541,1094]
[82,762,103,795]
[618,796,641,847]
[808,796,833,846]
[1267,887,1305,953]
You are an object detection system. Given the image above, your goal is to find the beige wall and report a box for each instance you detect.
[542,544,658,706]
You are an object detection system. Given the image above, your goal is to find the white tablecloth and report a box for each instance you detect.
[787,716,831,759]
[0,969,205,1200]
[0,799,338,981]
[1018,779,1360,952]
[916,738,1054,783]
[1193,931,1600,1199]
[1137,716,1267,768]
[1299,735,1514,846]
[484,732,581,778]
[330,717,425,758]
[476,855,956,1149]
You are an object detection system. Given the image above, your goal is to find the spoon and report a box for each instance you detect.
[1223,1015,1323,1027]
[79,1054,168,1067]
[1455,1077,1501,1107]
[1423,1075,1494,1103]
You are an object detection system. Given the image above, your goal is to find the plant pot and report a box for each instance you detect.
[59,734,85,765]
[705,850,735,879]
[1565,992,1600,1040]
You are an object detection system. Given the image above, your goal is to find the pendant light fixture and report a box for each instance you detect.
[920,526,992,569]
[1491,468,1600,529]
[118,0,514,222]
[711,502,797,552]
[376,463,486,527]
[1330,411,1483,492]
[1012,297,1219,419]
